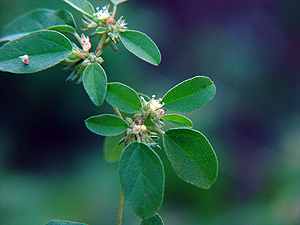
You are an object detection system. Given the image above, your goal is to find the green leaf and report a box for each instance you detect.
[119,142,165,219]
[119,30,161,66]
[111,0,128,5]
[140,213,164,225]
[0,30,72,74]
[0,9,76,42]
[94,27,106,34]
[106,82,142,113]
[63,0,95,18]
[45,220,87,225]
[162,114,193,128]
[162,76,216,113]
[83,63,107,107]
[85,114,128,136]
[163,128,218,189]
[47,25,75,34]
[103,134,123,162]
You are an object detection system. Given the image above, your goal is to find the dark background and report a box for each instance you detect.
[1,0,300,224]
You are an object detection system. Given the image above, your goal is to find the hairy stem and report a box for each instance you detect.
[112,106,123,119]
[74,31,82,45]
[112,4,118,18]
[95,33,108,54]
[116,187,124,225]
[148,126,165,135]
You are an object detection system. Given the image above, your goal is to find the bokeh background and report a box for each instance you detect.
[1,0,300,224]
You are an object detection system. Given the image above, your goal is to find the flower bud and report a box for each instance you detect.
[140,125,147,132]
[80,34,91,52]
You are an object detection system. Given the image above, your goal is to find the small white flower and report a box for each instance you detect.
[19,55,30,65]
[156,109,165,118]
[80,34,91,52]
[132,125,141,134]
[95,6,110,21]
[149,95,164,111]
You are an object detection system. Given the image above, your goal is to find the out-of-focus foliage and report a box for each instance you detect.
[1,0,300,224]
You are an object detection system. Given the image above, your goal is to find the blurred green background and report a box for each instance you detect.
[1,0,300,224]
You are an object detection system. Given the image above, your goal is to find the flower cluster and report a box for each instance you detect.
[120,117,160,148]
[80,34,91,52]
[119,95,166,147]
[135,95,165,129]
[94,6,111,21]
[106,16,127,42]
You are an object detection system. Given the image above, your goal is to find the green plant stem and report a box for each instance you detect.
[74,31,82,45]
[112,106,123,118]
[95,33,108,53]
[148,126,165,135]
[116,187,124,225]
[112,4,118,18]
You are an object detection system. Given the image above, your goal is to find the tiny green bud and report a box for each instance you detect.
[96,57,104,64]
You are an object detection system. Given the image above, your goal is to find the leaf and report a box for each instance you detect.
[106,82,142,113]
[162,76,216,113]
[85,114,128,136]
[119,142,165,219]
[0,30,72,74]
[47,25,76,34]
[94,27,106,34]
[162,114,193,128]
[110,0,128,5]
[103,134,123,162]
[140,213,164,225]
[45,220,87,225]
[0,9,76,42]
[119,30,161,66]
[83,63,107,107]
[163,128,218,189]
[63,0,95,18]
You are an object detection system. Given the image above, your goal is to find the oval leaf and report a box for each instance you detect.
[0,9,76,42]
[119,142,165,219]
[119,30,161,66]
[0,30,72,74]
[111,0,128,5]
[162,114,193,128]
[94,27,106,34]
[85,114,128,136]
[103,134,124,162]
[63,0,95,18]
[140,213,164,225]
[83,63,107,107]
[163,128,218,189]
[47,25,75,34]
[106,82,142,113]
[162,76,216,113]
[45,220,87,225]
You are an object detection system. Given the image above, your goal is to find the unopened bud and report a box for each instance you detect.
[140,125,147,132]
[80,34,91,52]
[156,109,165,118]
